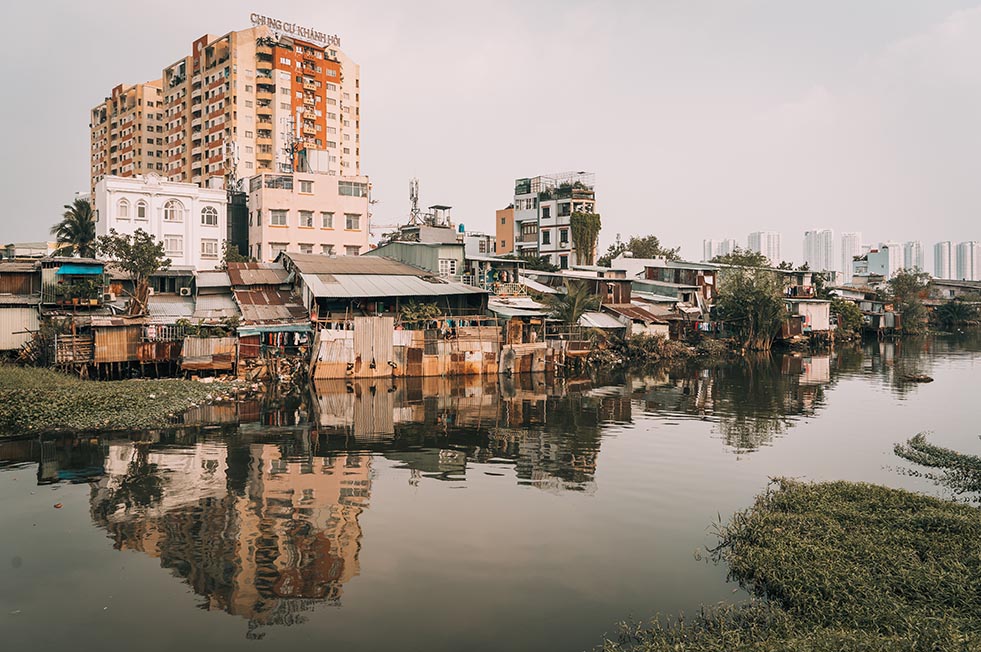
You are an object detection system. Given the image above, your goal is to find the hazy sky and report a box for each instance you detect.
[3,0,980,264]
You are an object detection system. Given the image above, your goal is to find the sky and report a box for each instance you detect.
[3,0,981,266]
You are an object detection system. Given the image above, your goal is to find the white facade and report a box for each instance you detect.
[840,232,862,277]
[867,243,901,279]
[94,174,227,269]
[903,241,924,272]
[955,241,981,281]
[702,239,716,262]
[512,172,596,269]
[934,241,952,279]
[747,231,781,264]
[703,238,736,261]
[247,172,370,262]
[803,229,834,272]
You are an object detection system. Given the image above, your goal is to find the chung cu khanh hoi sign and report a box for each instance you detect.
[249,13,341,47]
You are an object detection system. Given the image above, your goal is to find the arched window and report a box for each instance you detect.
[117,199,130,219]
[163,199,184,222]
[201,206,219,226]
[136,200,148,220]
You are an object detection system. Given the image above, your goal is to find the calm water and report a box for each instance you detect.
[1,335,980,652]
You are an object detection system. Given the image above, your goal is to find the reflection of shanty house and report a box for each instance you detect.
[90,441,371,627]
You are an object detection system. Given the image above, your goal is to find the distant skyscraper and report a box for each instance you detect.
[702,239,716,262]
[747,231,781,264]
[878,242,902,278]
[840,232,862,277]
[803,229,834,271]
[934,241,952,279]
[718,238,737,257]
[902,241,924,272]
[955,241,981,281]
[703,238,737,261]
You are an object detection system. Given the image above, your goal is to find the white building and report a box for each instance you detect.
[747,231,781,264]
[803,229,834,272]
[94,174,227,269]
[903,241,924,272]
[866,242,902,279]
[702,239,716,262]
[840,232,862,277]
[955,241,981,281]
[246,172,370,262]
[934,241,952,279]
[512,172,596,269]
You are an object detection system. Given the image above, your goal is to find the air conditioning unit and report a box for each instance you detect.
[102,292,115,302]
[179,287,192,297]
[147,287,155,296]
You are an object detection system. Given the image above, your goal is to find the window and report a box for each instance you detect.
[299,180,313,193]
[269,242,288,257]
[136,200,147,220]
[320,212,334,228]
[245,130,253,138]
[559,254,569,270]
[542,230,551,245]
[321,244,334,255]
[270,209,288,226]
[541,206,551,219]
[501,217,506,224]
[201,205,219,226]
[164,235,183,255]
[244,100,253,108]
[501,240,506,248]
[117,198,130,219]
[299,210,313,227]
[345,245,361,256]
[344,213,360,230]
[201,239,219,259]
[559,228,569,244]
[438,258,458,276]
[557,203,571,217]
[163,199,184,222]
[299,243,313,254]
[338,181,367,197]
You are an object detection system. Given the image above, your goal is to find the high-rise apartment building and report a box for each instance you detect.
[840,232,862,277]
[955,241,981,281]
[703,238,737,261]
[90,82,166,194]
[91,23,361,193]
[803,229,834,271]
[747,231,781,264]
[934,241,952,279]
[512,172,596,270]
[702,239,716,262]
[903,241,924,272]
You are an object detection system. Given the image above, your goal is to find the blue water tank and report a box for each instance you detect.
[458,224,465,233]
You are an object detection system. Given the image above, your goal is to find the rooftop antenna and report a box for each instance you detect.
[408,178,422,225]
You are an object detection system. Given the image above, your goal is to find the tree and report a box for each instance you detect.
[830,297,863,336]
[933,299,979,331]
[570,212,602,266]
[97,229,170,316]
[597,233,681,266]
[544,280,601,325]
[887,269,931,335]
[502,253,558,272]
[715,267,786,350]
[51,198,97,258]
[711,247,771,268]
[219,242,254,270]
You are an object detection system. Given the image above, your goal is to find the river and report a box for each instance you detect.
[1,334,979,651]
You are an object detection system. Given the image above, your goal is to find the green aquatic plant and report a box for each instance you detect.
[894,433,981,499]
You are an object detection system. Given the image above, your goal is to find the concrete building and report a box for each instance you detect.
[747,231,781,264]
[512,172,596,269]
[701,238,736,262]
[803,229,834,272]
[934,241,952,279]
[903,241,924,272]
[496,207,514,255]
[91,23,360,193]
[94,174,227,269]
[246,172,369,261]
[702,239,716,262]
[866,243,902,279]
[955,241,981,281]
[840,232,862,277]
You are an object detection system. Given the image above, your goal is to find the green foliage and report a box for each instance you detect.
[887,270,931,335]
[0,365,229,435]
[545,280,601,325]
[220,242,254,269]
[570,211,602,265]
[895,433,981,499]
[174,316,241,338]
[933,300,979,331]
[51,197,97,258]
[502,253,559,272]
[399,301,443,323]
[597,234,681,267]
[97,228,171,316]
[831,297,863,335]
[711,247,771,268]
[715,267,786,350]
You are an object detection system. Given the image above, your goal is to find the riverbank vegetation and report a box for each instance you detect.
[0,365,238,436]
[895,433,981,499]
[604,478,981,652]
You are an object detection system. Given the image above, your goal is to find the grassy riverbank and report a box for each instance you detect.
[0,366,237,436]
[604,479,981,652]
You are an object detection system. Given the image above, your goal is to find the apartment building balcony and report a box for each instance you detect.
[516,232,540,244]
[303,109,316,120]
[256,43,272,56]
[208,152,224,165]
[303,95,315,107]
[256,103,273,116]
[302,124,317,136]
[191,73,201,85]
[256,135,273,147]
[303,80,317,91]
[191,117,202,129]
[191,87,202,100]
[191,146,202,157]
[256,89,274,102]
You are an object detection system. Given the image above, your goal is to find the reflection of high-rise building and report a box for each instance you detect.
[747,231,781,264]
[91,440,371,627]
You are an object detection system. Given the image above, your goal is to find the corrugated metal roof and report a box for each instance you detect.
[226,262,289,286]
[518,275,559,295]
[147,295,194,319]
[0,294,40,306]
[632,290,680,304]
[301,272,487,299]
[193,294,241,320]
[604,303,667,324]
[579,311,625,329]
[232,288,307,324]
[0,261,39,273]
[196,271,231,288]
[487,303,546,318]
[284,252,427,276]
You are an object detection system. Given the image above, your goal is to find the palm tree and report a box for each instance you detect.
[51,198,97,258]
[544,280,602,325]
[934,300,978,331]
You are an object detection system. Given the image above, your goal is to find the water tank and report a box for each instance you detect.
[458,224,465,233]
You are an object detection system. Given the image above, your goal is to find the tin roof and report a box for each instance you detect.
[0,294,40,306]
[196,271,231,288]
[578,311,625,329]
[232,287,307,324]
[283,252,427,276]
[226,262,289,286]
[604,303,667,324]
[147,295,195,320]
[301,272,487,299]
[193,293,241,320]
[0,261,39,273]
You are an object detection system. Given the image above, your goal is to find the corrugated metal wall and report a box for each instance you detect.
[0,307,39,351]
[94,326,141,362]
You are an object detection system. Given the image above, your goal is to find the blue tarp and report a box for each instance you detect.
[56,263,104,275]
